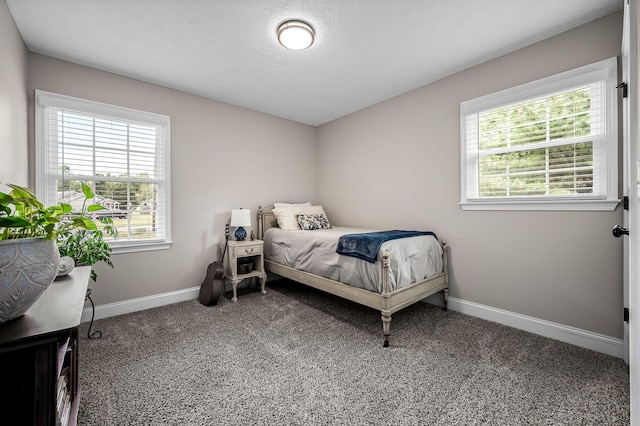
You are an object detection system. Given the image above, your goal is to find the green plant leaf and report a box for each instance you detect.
[0,193,14,204]
[1,182,113,242]
[71,217,98,230]
[44,223,56,236]
[99,216,114,224]
[7,183,37,198]
[0,216,32,228]
[7,184,45,210]
[87,204,106,212]
[81,182,94,200]
[48,205,63,215]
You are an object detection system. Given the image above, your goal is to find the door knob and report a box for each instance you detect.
[613,224,629,238]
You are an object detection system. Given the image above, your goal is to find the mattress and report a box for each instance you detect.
[263,226,443,293]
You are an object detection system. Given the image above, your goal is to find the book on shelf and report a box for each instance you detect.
[56,376,68,412]
[56,365,71,425]
[57,393,71,426]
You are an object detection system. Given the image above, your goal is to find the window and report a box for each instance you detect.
[35,90,171,253]
[460,57,618,211]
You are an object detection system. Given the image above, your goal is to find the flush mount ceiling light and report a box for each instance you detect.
[277,20,315,50]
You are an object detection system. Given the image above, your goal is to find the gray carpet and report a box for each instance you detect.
[77,279,629,425]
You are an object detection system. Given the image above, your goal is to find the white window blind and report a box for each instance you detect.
[460,57,618,211]
[36,91,172,252]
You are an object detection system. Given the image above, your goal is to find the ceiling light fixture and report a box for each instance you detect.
[277,20,315,50]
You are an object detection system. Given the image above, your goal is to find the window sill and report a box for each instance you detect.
[460,199,620,211]
[109,240,173,255]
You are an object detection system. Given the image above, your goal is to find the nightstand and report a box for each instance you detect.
[224,240,267,303]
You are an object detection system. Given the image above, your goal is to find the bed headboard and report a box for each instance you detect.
[257,206,278,240]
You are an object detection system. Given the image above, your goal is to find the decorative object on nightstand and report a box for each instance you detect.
[230,208,251,241]
[224,239,267,303]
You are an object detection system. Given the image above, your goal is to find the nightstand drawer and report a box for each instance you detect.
[237,244,262,256]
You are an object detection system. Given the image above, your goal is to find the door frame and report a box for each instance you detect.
[623,0,638,423]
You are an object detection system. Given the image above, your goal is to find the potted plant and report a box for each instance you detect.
[54,181,117,282]
[0,182,108,322]
[57,226,116,282]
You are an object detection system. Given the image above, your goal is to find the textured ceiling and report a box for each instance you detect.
[6,0,624,126]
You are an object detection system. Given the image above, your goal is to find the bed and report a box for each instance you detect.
[257,204,449,347]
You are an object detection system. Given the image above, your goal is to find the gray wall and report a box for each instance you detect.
[27,54,317,306]
[0,1,28,185]
[316,12,624,338]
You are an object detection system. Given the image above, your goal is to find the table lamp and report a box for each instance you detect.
[230,208,251,241]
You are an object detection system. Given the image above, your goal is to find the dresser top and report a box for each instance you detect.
[0,266,91,347]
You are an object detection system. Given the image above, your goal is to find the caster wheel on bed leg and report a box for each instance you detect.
[381,313,391,348]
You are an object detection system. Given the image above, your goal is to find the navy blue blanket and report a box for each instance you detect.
[336,230,437,263]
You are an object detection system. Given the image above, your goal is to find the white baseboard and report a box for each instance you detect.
[424,293,624,359]
[84,286,625,359]
[82,286,200,323]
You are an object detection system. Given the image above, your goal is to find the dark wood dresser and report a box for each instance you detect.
[0,266,90,426]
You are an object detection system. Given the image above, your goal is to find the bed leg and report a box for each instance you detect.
[442,289,449,311]
[259,274,267,295]
[381,313,391,348]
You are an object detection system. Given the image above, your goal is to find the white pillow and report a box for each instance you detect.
[273,205,328,230]
[273,202,311,209]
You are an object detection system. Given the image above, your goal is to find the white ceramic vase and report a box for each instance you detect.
[0,238,61,323]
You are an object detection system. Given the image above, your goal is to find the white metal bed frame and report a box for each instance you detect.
[258,206,449,347]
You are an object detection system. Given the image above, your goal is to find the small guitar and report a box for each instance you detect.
[198,261,224,306]
[198,224,229,306]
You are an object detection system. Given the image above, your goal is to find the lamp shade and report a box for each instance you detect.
[231,209,251,241]
[230,209,251,227]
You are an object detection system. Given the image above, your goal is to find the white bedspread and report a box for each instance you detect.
[263,227,443,293]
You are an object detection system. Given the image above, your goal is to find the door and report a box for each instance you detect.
[620,0,639,423]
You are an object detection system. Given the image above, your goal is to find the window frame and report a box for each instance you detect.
[35,90,172,253]
[460,57,619,211]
